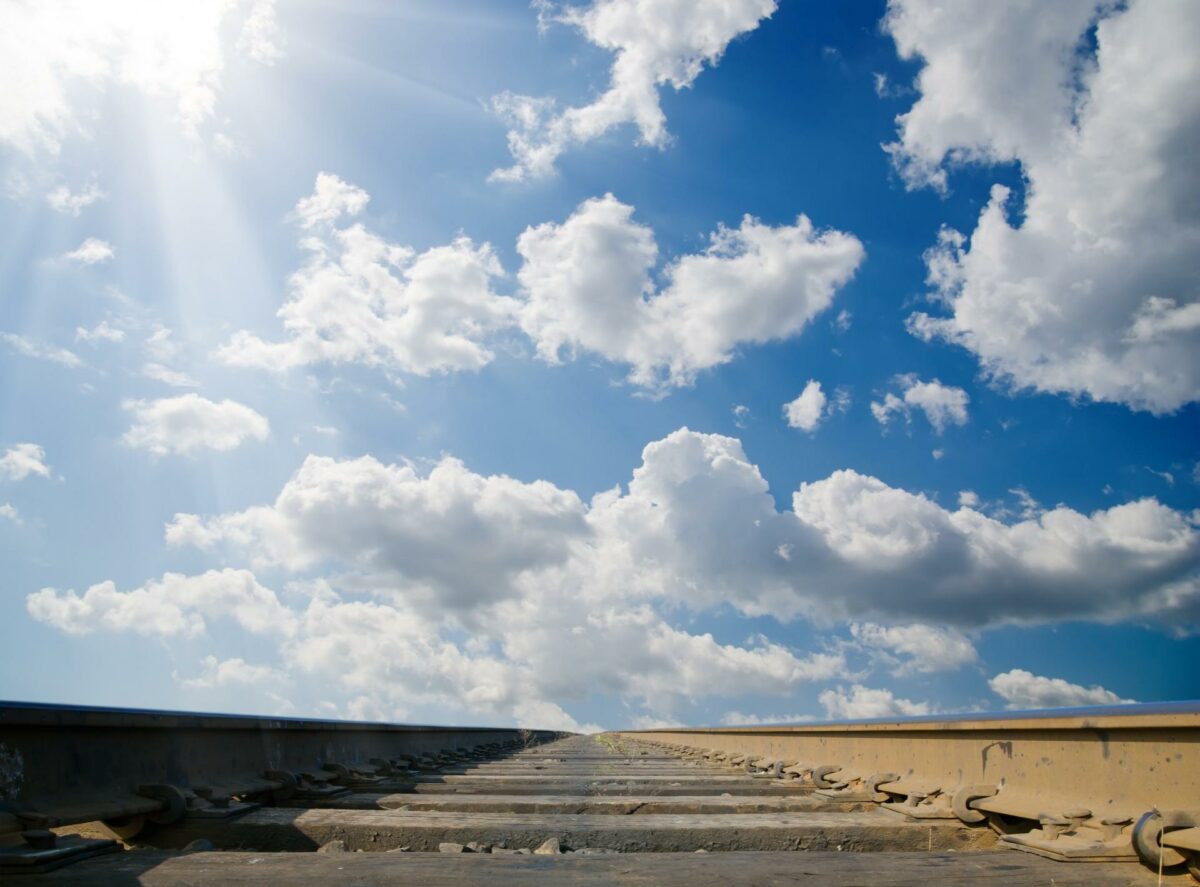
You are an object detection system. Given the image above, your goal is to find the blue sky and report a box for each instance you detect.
[1,0,1197,731]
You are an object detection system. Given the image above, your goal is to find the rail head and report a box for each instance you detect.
[617,700,1200,734]
[0,700,562,734]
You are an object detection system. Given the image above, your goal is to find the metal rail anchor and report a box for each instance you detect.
[1133,809,1200,880]
[950,784,999,824]
[815,771,901,803]
[1001,806,1139,862]
[320,761,387,790]
[879,780,957,819]
[0,826,120,876]
[746,758,784,778]
[186,786,260,820]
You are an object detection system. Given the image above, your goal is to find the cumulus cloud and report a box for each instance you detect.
[0,0,283,153]
[885,0,1200,412]
[221,181,861,390]
[819,684,932,719]
[1,333,82,368]
[518,195,864,389]
[33,426,1200,725]
[218,173,516,377]
[179,654,286,689]
[988,668,1135,709]
[784,380,826,432]
[0,443,51,482]
[46,182,104,215]
[166,450,589,610]
[0,503,20,524]
[122,394,269,455]
[173,427,1200,631]
[490,0,778,181]
[26,569,294,638]
[150,433,860,723]
[293,171,369,228]
[871,375,968,434]
[850,622,977,674]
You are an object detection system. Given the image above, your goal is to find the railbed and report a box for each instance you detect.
[1,701,1197,883]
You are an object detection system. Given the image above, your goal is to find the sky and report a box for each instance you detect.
[0,0,1197,732]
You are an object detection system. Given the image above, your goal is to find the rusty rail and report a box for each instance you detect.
[618,702,1200,874]
[0,701,560,845]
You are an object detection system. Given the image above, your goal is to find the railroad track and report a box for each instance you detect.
[1,703,1198,883]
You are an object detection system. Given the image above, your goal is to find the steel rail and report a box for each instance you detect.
[617,702,1200,872]
[0,701,561,839]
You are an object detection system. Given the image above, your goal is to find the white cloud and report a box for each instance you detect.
[819,684,931,719]
[237,0,283,65]
[34,425,1200,727]
[218,173,516,377]
[1146,467,1175,487]
[74,321,124,343]
[0,0,285,153]
[518,195,864,390]
[1,333,82,368]
[171,426,1200,631]
[141,326,197,386]
[988,668,1135,709]
[732,405,750,428]
[64,237,113,264]
[180,654,286,689]
[871,375,968,434]
[142,362,199,388]
[850,622,977,674]
[0,444,51,482]
[887,0,1200,413]
[490,0,778,181]
[122,394,269,455]
[293,172,369,229]
[145,326,181,362]
[312,424,339,437]
[784,380,827,432]
[1007,487,1042,520]
[165,450,590,607]
[958,490,980,508]
[721,710,814,726]
[511,699,603,734]
[46,182,104,215]
[152,435,858,723]
[26,568,294,638]
[222,182,861,390]
[0,503,20,524]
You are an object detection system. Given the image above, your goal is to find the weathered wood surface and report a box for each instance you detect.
[295,792,866,814]
[155,807,994,853]
[35,850,1184,886]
